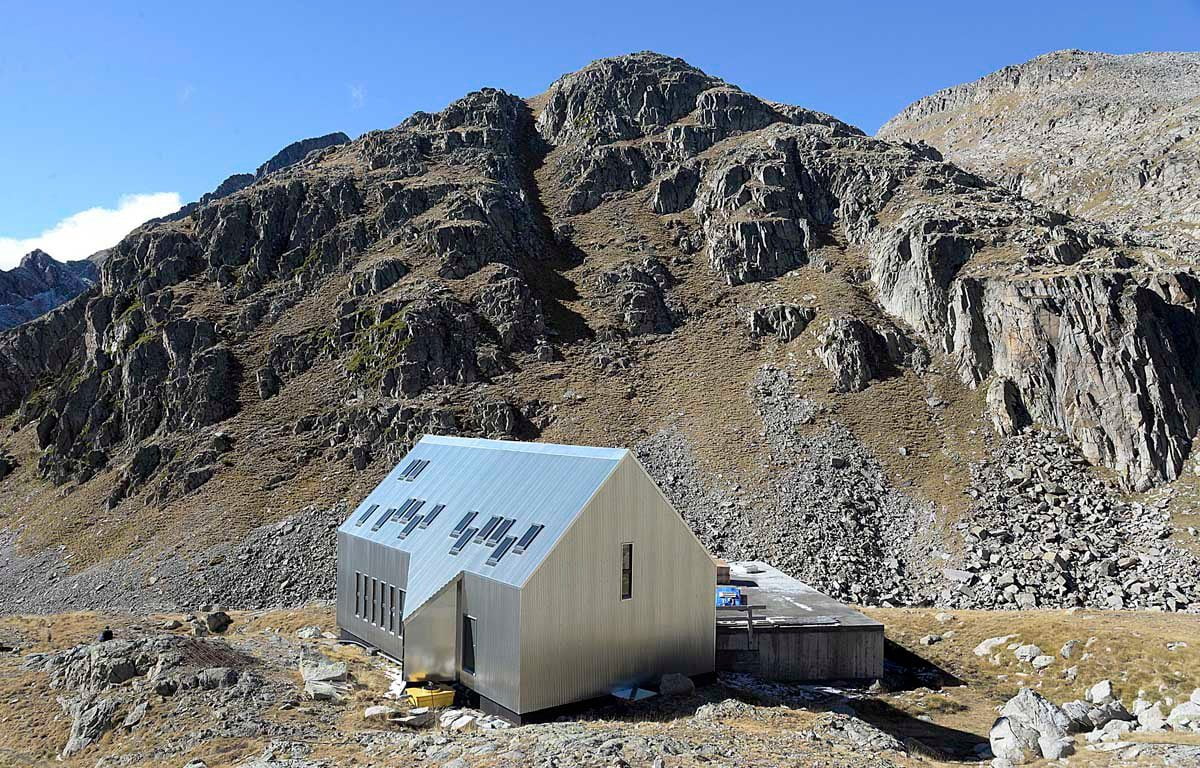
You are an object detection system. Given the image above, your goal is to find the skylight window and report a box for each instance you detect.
[450,511,478,538]
[450,527,478,555]
[371,507,398,531]
[402,459,430,481]
[396,498,417,517]
[398,459,421,480]
[487,536,517,566]
[402,499,425,521]
[398,514,424,539]
[513,524,544,554]
[487,518,515,546]
[420,504,445,528]
[355,504,380,526]
[475,516,503,544]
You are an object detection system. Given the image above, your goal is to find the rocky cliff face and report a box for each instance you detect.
[879,50,1200,242]
[2,51,1198,613]
[0,249,97,330]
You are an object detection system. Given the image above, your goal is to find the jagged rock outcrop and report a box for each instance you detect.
[0,450,14,480]
[986,376,1031,436]
[595,259,677,335]
[538,52,858,217]
[473,265,546,350]
[345,288,496,398]
[162,132,353,222]
[747,304,816,341]
[349,258,408,297]
[0,249,97,330]
[880,50,1200,240]
[817,317,897,393]
[255,132,350,177]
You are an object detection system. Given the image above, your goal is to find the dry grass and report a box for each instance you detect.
[866,607,1200,712]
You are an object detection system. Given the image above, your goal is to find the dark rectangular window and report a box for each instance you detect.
[462,615,478,674]
[450,511,478,538]
[402,499,425,521]
[487,518,515,546]
[514,524,544,554]
[371,507,397,531]
[370,577,378,624]
[487,536,517,566]
[420,504,445,528]
[398,514,423,539]
[450,527,477,555]
[397,589,405,632]
[475,515,503,543]
[388,585,397,633]
[354,572,363,617]
[355,504,379,526]
[405,459,430,481]
[398,459,420,480]
[396,498,416,517]
[621,542,633,600]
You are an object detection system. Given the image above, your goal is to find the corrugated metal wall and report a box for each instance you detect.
[458,573,522,712]
[336,531,409,659]
[516,454,716,713]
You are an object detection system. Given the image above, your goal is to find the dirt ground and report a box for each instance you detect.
[3,606,1200,767]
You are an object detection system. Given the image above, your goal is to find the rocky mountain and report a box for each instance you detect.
[0,135,349,333]
[163,131,352,221]
[879,50,1200,240]
[1,52,1199,616]
[0,249,97,330]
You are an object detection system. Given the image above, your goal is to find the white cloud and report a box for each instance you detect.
[0,192,182,270]
[349,84,366,109]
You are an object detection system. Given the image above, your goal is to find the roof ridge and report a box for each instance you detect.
[418,434,627,460]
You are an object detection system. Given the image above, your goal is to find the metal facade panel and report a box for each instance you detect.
[336,530,409,659]
[337,435,622,617]
[517,455,716,713]
[458,573,522,712]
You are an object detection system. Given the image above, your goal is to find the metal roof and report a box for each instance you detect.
[339,435,626,617]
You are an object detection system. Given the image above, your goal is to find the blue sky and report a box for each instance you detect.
[2,0,1198,267]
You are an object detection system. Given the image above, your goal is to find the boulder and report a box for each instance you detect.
[60,697,116,758]
[989,716,1040,765]
[121,700,147,731]
[299,649,347,683]
[817,317,893,393]
[987,377,1031,436]
[204,611,232,633]
[1087,700,1134,730]
[363,705,398,721]
[1038,734,1074,759]
[395,708,435,728]
[658,673,696,697]
[197,666,239,690]
[1000,688,1071,742]
[1087,679,1115,705]
[304,680,346,702]
[1137,703,1168,732]
[1167,700,1200,730]
[1060,700,1094,733]
[747,304,816,342]
[975,635,1017,657]
[1013,644,1042,663]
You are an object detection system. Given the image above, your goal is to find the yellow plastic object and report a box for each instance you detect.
[406,685,455,708]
